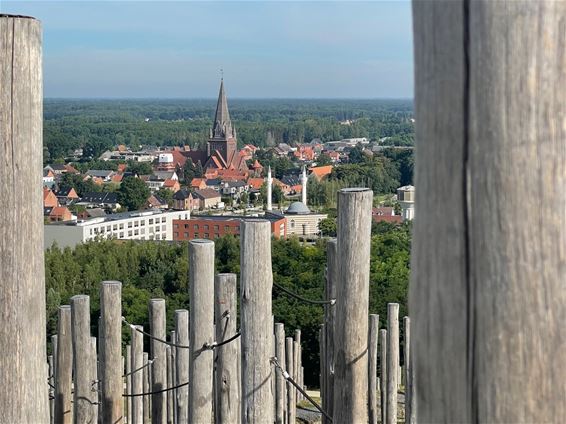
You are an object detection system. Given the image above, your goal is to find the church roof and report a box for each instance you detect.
[212,79,234,140]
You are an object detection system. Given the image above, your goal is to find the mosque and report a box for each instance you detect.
[264,166,328,236]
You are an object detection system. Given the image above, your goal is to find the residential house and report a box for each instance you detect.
[280,174,302,195]
[173,189,196,211]
[55,187,79,205]
[47,206,73,222]
[43,169,55,187]
[85,170,115,183]
[163,179,180,193]
[247,177,264,191]
[43,188,59,208]
[193,189,222,210]
[372,207,402,224]
[220,180,248,198]
[144,194,169,210]
[190,178,208,190]
[78,192,121,211]
[309,165,333,181]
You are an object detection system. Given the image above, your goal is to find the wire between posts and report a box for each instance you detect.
[270,356,333,423]
[122,317,190,349]
[123,358,155,378]
[273,282,336,306]
[123,380,190,397]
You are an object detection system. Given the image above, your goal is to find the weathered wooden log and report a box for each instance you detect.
[275,323,286,424]
[48,355,55,424]
[319,324,326,424]
[325,239,337,422]
[214,273,240,424]
[403,316,415,424]
[91,337,99,424]
[166,345,173,424]
[368,314,379,424]
[386,303,399,424]
[169,331,176,424]
[143,352,151,424]
[294,331,301,404]
[0,14,48,423]
[188,239,215,424]
[240,220,274,423]
[126,345,132,423]
[379,329,387,424]
[131,325,144,424]
[174,310,189,423]
[333,188,373,424]
[100,281,123,423]
[285,337,296,424]
[71,295,97,423]
[412,1,566,422]
[149,298,167,424]
[54,306,73,424]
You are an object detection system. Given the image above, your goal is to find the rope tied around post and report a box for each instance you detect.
[273,282,336,305]
[270,356,333,423]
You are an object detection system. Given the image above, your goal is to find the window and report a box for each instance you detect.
[107,225,111,231]
[161,217,166,223]
[119,223,124,229]
[141,228,145,235]
[214,225,219,231]
[195,233,200,238]
[128,230,132,236]
[224,225,230,231]
[204,233,209,238]
[134,221,139,227]
[149,218,153,225]
[204,225,209,230]
[134,229,139,235]
[184,224,189,229]
[184,232,188,238]
[291,220,295,229]
[161,225,166,231]
[119,232,124,238]
[141,220,145,226]
[174,232,179,238]
[113,224,118,231]
[174,224,179,229]
[128,222,132,228]
[194,224,199,230]
[214,233,219,239]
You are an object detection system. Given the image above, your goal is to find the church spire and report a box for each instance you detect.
[211,79,234,139]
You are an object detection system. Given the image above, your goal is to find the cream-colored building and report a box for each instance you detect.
[266,201,327,236]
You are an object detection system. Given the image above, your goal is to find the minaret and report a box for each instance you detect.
[301,165,307,205]
[266,166,273,211]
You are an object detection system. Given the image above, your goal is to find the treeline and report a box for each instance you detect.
[43,99,414,161]
[45,223,411,386]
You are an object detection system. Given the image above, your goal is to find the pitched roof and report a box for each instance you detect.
[247,177,264,190]
[190,178,207,187]
[163,179,179,188]
[193,188,221,200]
[211,79,234,140]
[309,165,333,180]
[86,170,114,178]
[173,189,192,200]
[49,206,70,217]
[80,192,119,204]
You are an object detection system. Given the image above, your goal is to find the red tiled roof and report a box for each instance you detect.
[309,165,333,180]
[247,177,264,190]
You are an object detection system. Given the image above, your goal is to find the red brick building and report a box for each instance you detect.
[173,215,286,241]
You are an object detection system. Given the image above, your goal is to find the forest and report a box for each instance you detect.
[45,222,411,387]
[43,98,414,161]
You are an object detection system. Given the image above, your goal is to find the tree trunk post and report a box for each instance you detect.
[275,323,286,424]
[188,239,215,424]
[169,331,176,424]
[285,337,296,424]
[333,188,373,424]
[240,220,274,423]
[214,273,240,424]
[294,330,301,404]
[412,1,566,422]
[131,325,144,424]
[174,310,189,423]
[386,303,399,424]
[71,295,97,423]
[54,306,73,424]
[126,345,132,423]
[100,281,123,423]
[166,345,173,424]
[0,14,48,423]
[149,298,167,424]
[91,337,99,424]
[320,324,326,424]
[403,316,415,424]
[143,352,151,424]
[48,355,54,424]
[325,238,337,422]
[379,329,387,424]
[368,314,379,424]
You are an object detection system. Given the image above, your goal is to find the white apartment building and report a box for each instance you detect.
[44,209,190,249]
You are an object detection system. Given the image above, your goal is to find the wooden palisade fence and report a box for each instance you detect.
[1,1,565,422]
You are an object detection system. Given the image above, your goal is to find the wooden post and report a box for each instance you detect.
[166,346,173,424]
[379,329,387,424]
[386,303,399,424]
[169,331,176,424]
[54,306,73,424]
[0,14,48,423]
[91,337,99,424]
[333,188,373,424]
[412,1,566,422]
[325,239,337,422]
[275,323,286,424]
[100,281,123,423]
[143,352,151,424]
[214,273,240,424]
[174,310,189,423]
[131,325,144,424]
[403,316,415,424]
[285,337,296,424]
[188,239,215,424]
[126,345,132,423]
[293,331,301,404]
[319,324,326,424]
[149,298,167,424]
[368,314,379,424]
[71,295,97,423]
[240,220,274,423]
[48,355,55,424]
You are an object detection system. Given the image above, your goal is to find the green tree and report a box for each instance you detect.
[155,188,174,207]
[194,162,204,178]
[183,160,196,183]
[316,153,333,166]
[318,217,337,237]
[118,177,150,210]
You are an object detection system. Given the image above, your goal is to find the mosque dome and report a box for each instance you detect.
[285,201,311,215]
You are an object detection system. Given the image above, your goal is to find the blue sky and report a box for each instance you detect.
[2,1,414,98]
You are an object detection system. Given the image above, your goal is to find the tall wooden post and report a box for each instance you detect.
[412,2,566,422]
[100,281,123,423]
[54,306,73,424]
[169,331,176,424]
[324,238,337,422]
[188,239,215,424]
[149,298,167,424]
[379,329,387,424]
[143,352,151,424]
[91,337,99,424]
[240,220,274,423]
[166,346,173,424]
[368,314,379,424]
[319,324,326,424]
[333,188,373,424]
[174,310,189,423]
[126,345,132,423]
[275,323,286,424]
[131,325,144,424]
[214,273,240,424]
[386,303,399,424]
[285,337,296,424]
[0,14,48,423]
[71,295,97,423]
[48,355,55,424]
[403,316,415,424]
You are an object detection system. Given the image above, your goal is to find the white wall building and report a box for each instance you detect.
[44,209,190,249]
[397,185,415,221]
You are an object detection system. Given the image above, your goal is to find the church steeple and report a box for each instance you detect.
[211,79,234,140]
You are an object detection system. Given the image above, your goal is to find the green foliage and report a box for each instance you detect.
[118,177,151,210]
[329,154,401,195]
[59,173,101,196]
[318,218,337,237]
[316,152,333,166]
[155,188,174,207]
[126,160,153,176]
